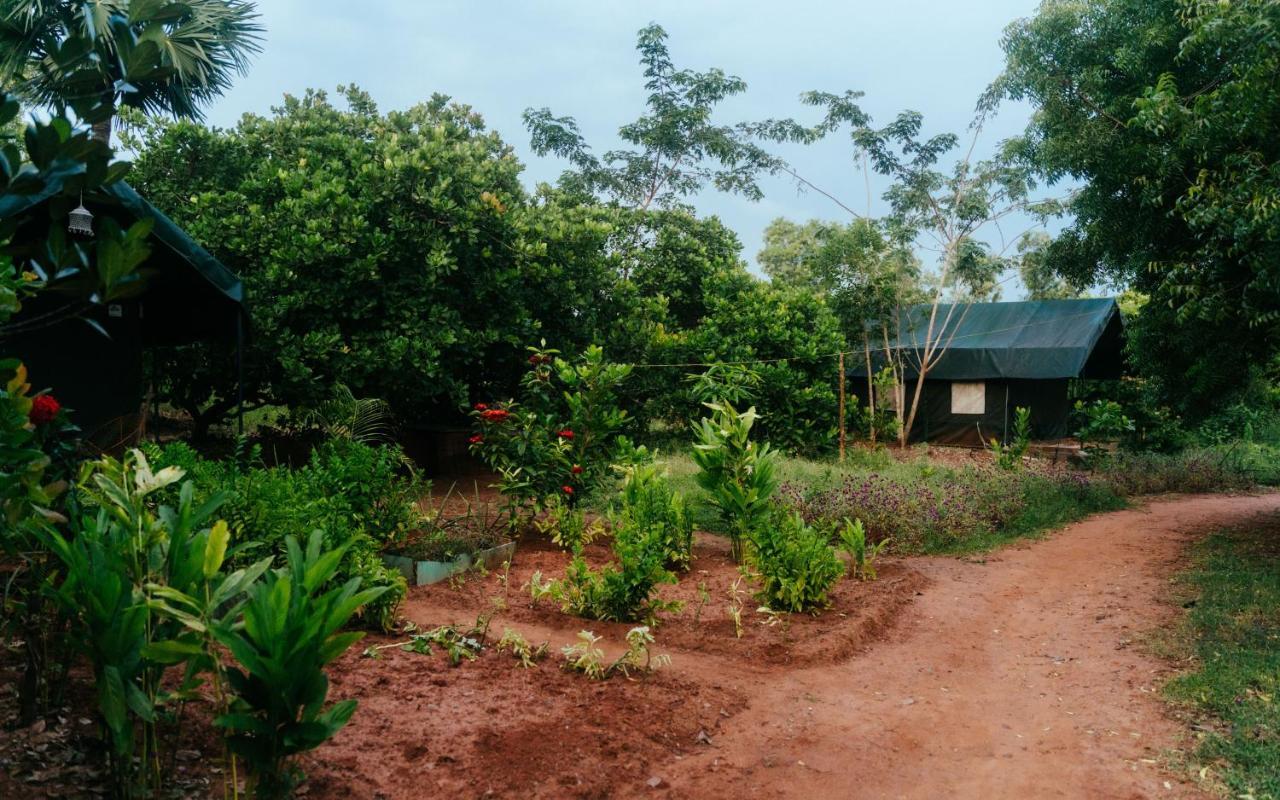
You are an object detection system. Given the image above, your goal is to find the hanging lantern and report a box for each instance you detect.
[68,198,94,237]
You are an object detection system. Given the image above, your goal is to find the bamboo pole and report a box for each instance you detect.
[838,352,847,462]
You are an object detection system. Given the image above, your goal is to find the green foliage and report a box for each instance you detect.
[0,0,262,130]
[1163,525,1280,799]
[997,0,1280,418]
[533,497,604,552]
[989,406,1032,470]
[471,344,632,519]
[524,23,782,210]
[1074,399,1135,458]
[686,363,761,408]
[690,400,779,561]
[126,87,619,433]
[147,439,416,630]
[531,514,681,626]
[214,532,386,798]
[744,509,845,613]
[836,518,886,581]
[613,463,694,570]
[299,383,396,445]
[559,626,670,680]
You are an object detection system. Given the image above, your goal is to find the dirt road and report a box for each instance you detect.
[665,492,1280,799]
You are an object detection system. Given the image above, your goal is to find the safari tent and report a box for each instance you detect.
[853,298,1125,446]
[1,181,245,447]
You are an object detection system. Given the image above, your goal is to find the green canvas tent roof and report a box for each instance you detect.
[855,298,1125,380]
[0,179,244,343]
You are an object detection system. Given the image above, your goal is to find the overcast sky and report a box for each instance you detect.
[202,0,1047,293]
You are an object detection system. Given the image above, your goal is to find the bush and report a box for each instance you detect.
[780,462,1119,552]
[745,509,845,613]
[532,516,680,625]
[690,400,779,561]
[1097,448,1260,495]
[612,464,694,570]
[471,344,632,520]
[146,440,417,631]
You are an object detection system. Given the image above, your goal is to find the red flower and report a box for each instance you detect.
[528,354,540,365]
[480,409,511,423]
[562,485,574,495]
[473,403,488,411]
[557,429,574,439]
[468,435,483,445]
[571,464,583,475]
[29,394,60,426]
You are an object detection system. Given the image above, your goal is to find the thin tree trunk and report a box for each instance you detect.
[837,352,846,462]
[91,117,112,145]
[863,330,875,444]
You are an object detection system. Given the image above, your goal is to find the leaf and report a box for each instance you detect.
[204,520,230,579]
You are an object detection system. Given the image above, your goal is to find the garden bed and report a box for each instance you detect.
[401,530,929,667]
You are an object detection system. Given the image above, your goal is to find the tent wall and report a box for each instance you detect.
[905,378,1071,446]
[14,297,144,447]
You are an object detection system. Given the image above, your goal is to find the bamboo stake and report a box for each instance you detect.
[838,352,847,462]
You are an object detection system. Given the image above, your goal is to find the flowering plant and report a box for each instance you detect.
[469,343,634,527]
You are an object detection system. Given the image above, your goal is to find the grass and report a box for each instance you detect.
[1161,523,1280,799]
[655,448,1127,556]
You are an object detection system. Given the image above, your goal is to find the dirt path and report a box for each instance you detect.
[663,492,1280,799]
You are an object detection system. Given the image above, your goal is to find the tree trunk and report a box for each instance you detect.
[91,117,112,145]
[863,330,875,444]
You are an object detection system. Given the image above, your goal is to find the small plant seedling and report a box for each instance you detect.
[727,575,747,638]
[559,627,670,680]
[561,630,608,679]
[838,518,888,581]
[693,581,711,624]
[496,627,549,668]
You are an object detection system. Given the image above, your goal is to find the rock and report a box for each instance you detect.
[696,729,713,745]
[646,775,665,789]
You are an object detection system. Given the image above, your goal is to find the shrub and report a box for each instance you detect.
[531,517,680,625]
[1097,449,1258,495]
[471,343,632,521]
[837,518,887,580]
[988,405,1032,470]
[690,400,779,561]
[215,532,387,798]
[1074,399,1134,457]
[744,509,845,613]
[146,440,416,630]
[613,463,694,570]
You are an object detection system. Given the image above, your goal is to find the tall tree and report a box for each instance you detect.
[0,0,262,142]
[523,22,782,211]
[762,92,1053,444]
[996,0,1280,416]
[757,218,837,289]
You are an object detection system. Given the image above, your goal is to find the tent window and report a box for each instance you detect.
[951,382,985,415]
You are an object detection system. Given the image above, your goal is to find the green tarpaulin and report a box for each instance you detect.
[853,298,1124,380]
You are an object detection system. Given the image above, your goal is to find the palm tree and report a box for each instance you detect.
[0,1,263,143]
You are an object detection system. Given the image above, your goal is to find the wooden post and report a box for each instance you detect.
[838,352,847,462]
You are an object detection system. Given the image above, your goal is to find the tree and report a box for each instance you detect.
[126,88,623,434]
[0,0,262,142]
[763,92,1053,444]
[1017,231,1081,301]
[757,218,837,289]
[523,22,782,211]
[996,0,1280,416]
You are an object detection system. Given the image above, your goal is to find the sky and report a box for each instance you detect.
[202,0,1049,293]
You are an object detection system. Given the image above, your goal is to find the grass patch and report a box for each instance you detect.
[1163,522,1280,799]
[657,448,1126,556]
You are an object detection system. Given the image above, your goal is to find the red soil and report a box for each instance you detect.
[4,492,1277,798]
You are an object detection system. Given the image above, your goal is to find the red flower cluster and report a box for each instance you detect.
[571,464,583,475]
[557,429,574,439]
[561,485,574,495]
[480,408,511,423]
[528,354,552,366]
[29,394,61,426]
[468,434,483,445]
[473,403,488,411]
